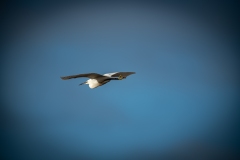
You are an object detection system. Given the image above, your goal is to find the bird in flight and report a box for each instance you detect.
[60,72,135,89]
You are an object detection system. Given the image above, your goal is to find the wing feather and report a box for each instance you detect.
[108,72,135,77]
[61,73,103,80]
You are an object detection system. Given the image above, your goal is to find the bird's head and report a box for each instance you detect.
[118,75,125,80]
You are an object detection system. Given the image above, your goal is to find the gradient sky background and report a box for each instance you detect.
[1,0,240,159]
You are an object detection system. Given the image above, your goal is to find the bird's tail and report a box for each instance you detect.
[79,82,86,86]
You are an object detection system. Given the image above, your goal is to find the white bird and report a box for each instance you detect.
[60,72,135,89]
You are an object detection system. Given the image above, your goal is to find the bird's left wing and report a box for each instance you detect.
[104,72,135,78]
[61,73,103,80]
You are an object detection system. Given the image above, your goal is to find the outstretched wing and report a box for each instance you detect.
[104,72,135,78]
[61,73,103,80]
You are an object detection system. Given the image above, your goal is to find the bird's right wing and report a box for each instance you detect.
[60,73,103,80]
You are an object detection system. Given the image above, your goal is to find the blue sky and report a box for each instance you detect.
[1,1,240,159]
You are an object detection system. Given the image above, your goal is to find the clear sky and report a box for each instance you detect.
[1,1,240,159]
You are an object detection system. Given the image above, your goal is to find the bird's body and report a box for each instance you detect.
[61,72,135,89]
[86,79,100,89]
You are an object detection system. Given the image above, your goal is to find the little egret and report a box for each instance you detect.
[60,72,135,89]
